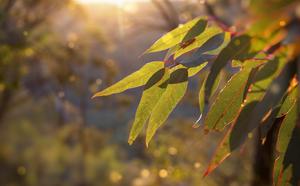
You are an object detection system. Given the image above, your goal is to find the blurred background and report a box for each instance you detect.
[0,0,298,185]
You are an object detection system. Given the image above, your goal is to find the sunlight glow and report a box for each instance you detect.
[76,0,127,6]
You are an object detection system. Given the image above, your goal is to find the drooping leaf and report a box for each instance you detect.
[93,61,164,97]
[205,35,252,102]
[260,85,298,140]
[144,17,206,54]
[204,67,253,131]
[228,55,288,148]
[174,27,223,59]
[275,163,293,186]
[195,72,221,127]
[277,85,298,118]
[203,100,259,177]
[276,103,298,155]
[274,101,298,185]
[199,73,221,114]
[230,60,296,149]
[204,54,287,176]
[146,67,188,146]
[128,68,170,145]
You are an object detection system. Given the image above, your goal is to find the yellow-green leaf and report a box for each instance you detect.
[274,102,298,185]
[146,67,188,146]
[204,54,287,176]
[205,35,252,103]
[204,67,252,131]
[277,85,298,118]
[199,73,221,115]
[93,61,164,97]
[145,17,205,54]
[174,26,222,59]
[128,68,170,145]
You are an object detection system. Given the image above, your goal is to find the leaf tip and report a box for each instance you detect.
[128,135,136,145]
[91,94,99,99]
[145,134,153,148]
[128,140,133,146]
[193,114,203,128]
[203,167,212,178]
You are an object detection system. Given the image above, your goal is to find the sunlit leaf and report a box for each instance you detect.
[204,67,253,131]
[195,72,221,127]
[277,85,298,117]
[274,101,298,185]
[128,69,170,145]
[199,73,221,114]
[230,60,296,149]
[174,27,222,59]
[93,61,164,97]
[146,67,188,146]
[204,54,287,176]
[205,35,252,103]
[144,17,206,54]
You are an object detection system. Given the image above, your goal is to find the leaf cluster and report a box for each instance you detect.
[94,16,299,185]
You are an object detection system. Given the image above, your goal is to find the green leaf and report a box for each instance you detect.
[205,35,252,103]
[204,67,253,131]
[194,72,221,127]
[199,72,221,116]
[274,101,298,185]
[228,55,287,148]
[276,102,298,155]
[92,61,164,97]
[204,54,287,176]
[275,163,293,186]
[230,60,296,149]
[277,85,298,118]
[174,27,222,59]
[146,67,188,146]
[128,68,170,145]
[145,17,206,54]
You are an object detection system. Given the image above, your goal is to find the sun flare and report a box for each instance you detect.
[76,0,127,6]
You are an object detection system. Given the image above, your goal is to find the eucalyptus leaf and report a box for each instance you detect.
[93,61,164,97]
[146,67,188,146]
[205,35,252,103]
[128,68,170,145]
[205,67,253,131]
[174,27,222,59]
[145,17,206,54]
